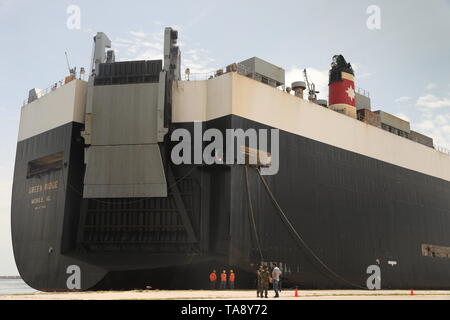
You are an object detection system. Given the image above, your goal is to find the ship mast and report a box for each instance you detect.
[65,51,76,78]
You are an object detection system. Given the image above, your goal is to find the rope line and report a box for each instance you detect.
[255,167,366,290]
[244,166,264,263]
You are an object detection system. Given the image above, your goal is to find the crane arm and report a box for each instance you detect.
[303,69,312,92]
[65,52,71,73]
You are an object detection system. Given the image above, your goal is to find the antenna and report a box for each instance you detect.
[65,51,76,78]
[303,69,319,102]
[65,51,71,73]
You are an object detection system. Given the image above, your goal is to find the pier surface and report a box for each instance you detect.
[1,289,450,300]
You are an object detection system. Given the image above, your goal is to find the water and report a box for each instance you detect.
[0,279,37,295]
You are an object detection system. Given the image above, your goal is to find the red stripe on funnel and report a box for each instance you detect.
[329,78,355,107]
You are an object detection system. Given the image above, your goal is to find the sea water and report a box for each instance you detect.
[0,279,36,295]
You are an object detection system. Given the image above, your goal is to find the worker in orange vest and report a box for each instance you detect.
[229,270,235,289]
[220,270,227,290]
[209,270,217,290]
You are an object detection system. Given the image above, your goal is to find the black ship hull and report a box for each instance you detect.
[11,115,450,291]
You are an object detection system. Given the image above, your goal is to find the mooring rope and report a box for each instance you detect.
[255,167,366,290]
[244,166,264,263]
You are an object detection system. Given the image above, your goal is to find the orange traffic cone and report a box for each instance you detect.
[294,287,299,297]
[410,289,414,296]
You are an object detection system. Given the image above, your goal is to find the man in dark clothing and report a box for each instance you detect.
[260,266,270,298]
[256,265,264,297]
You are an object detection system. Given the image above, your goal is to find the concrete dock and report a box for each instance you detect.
[1,289,450,300]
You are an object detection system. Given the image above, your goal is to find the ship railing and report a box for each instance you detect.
[434,144,450,156]
[355,86,370,98]
[358,113,450,154]
[183,63,285,90]
[22,77,75,106]
[182,71,216,81]
[183,63,250,81]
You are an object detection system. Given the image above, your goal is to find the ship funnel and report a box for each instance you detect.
[328,54,356,118]
[291,81,306,99]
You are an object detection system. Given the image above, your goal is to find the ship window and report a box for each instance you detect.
[422,244,450,259]
[27,152,64,178]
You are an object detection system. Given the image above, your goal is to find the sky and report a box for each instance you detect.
[0,0,449,275]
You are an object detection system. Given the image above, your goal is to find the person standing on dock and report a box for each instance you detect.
[209,270,217,290]
[220,270,227,289]
[256,265,263,297]
[261,266,270,298]
[229,270,235,289]
[271,263,282,298]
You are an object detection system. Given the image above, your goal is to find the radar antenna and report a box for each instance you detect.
[303,68,319,102]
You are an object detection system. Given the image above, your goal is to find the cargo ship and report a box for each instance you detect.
[11,27,450,291]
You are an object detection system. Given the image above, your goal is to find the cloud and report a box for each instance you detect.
[113,30,164,61]
[416,94,450,109]
[113,29,217,75]
[413,89,450,150]
[352,62,372,79]
[425,83,437,90]
[285,67,329,100]
[394,96,411,102]
[129,31,147,38]
[395,96,411,103]
[394,112,410,122]
[284,63,371,101]
[414,112,450,150]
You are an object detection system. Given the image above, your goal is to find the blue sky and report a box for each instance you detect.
[0,0,449,275]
